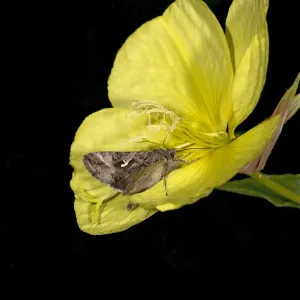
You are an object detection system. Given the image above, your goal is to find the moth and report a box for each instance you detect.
[82,148,196,197]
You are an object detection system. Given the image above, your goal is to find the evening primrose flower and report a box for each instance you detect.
[70,0,280,235]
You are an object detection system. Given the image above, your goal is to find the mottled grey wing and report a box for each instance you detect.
[82,149,177,194]
[82,152,125,187]
[82,151,162,189]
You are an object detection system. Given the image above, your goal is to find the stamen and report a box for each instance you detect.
[119,135,163,149]
[124,100,182,148]
[125,100,229,152]
[128,100,181,134]
[175,142,194,149]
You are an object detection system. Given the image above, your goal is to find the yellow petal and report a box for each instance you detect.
[70,108,162,234]
[156,202,183,212]
[130,115,280,210]
[70,107,177,193]
[226,0,269,133]
[70,108,160,154]
[71,108,144,193]
[108,0,233,133]
[74,192,156,235]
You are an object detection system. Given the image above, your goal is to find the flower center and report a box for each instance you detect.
[175,119,230,149]
[127,101,230,156]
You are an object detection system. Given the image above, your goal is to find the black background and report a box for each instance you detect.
[2,0,300,271]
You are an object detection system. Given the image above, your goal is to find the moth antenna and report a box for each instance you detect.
[178,153,190,160]
[176,158,200,164]
[162,132,170,150]
[138,138,161,147]
[163,176,168,196]
[184,158,200,163]
[176,147,205,152]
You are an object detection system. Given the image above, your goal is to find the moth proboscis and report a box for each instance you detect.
[82,148,198,198]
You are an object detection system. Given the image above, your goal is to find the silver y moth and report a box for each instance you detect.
[82,149,190,196]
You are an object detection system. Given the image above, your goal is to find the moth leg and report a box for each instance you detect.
[127,202,138,211]
[163,176,168,196]
[178,153,190,160]
[184,158,200,163]
[176,157,200,163]
[162,131,170,149]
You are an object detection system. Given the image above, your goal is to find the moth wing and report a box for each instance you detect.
[82,150,177,195]
[82,151,149,187]
[122,160,167,196]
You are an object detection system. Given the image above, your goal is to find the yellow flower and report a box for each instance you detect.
[70,0,280,235]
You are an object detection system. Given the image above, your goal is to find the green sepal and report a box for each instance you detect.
[217,174,300,208]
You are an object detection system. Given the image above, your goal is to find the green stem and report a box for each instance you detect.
[250,172,300,204]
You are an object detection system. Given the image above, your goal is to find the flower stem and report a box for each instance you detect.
[250,172,300,204]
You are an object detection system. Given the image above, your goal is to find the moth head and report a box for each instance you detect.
[169,148,177,158]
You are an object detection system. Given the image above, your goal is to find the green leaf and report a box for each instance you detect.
[217,174,300,208]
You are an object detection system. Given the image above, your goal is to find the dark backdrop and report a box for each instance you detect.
[2,0,300,271]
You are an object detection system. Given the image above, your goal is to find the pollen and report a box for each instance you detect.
[129,100,182,133]
[120,100,183,148]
